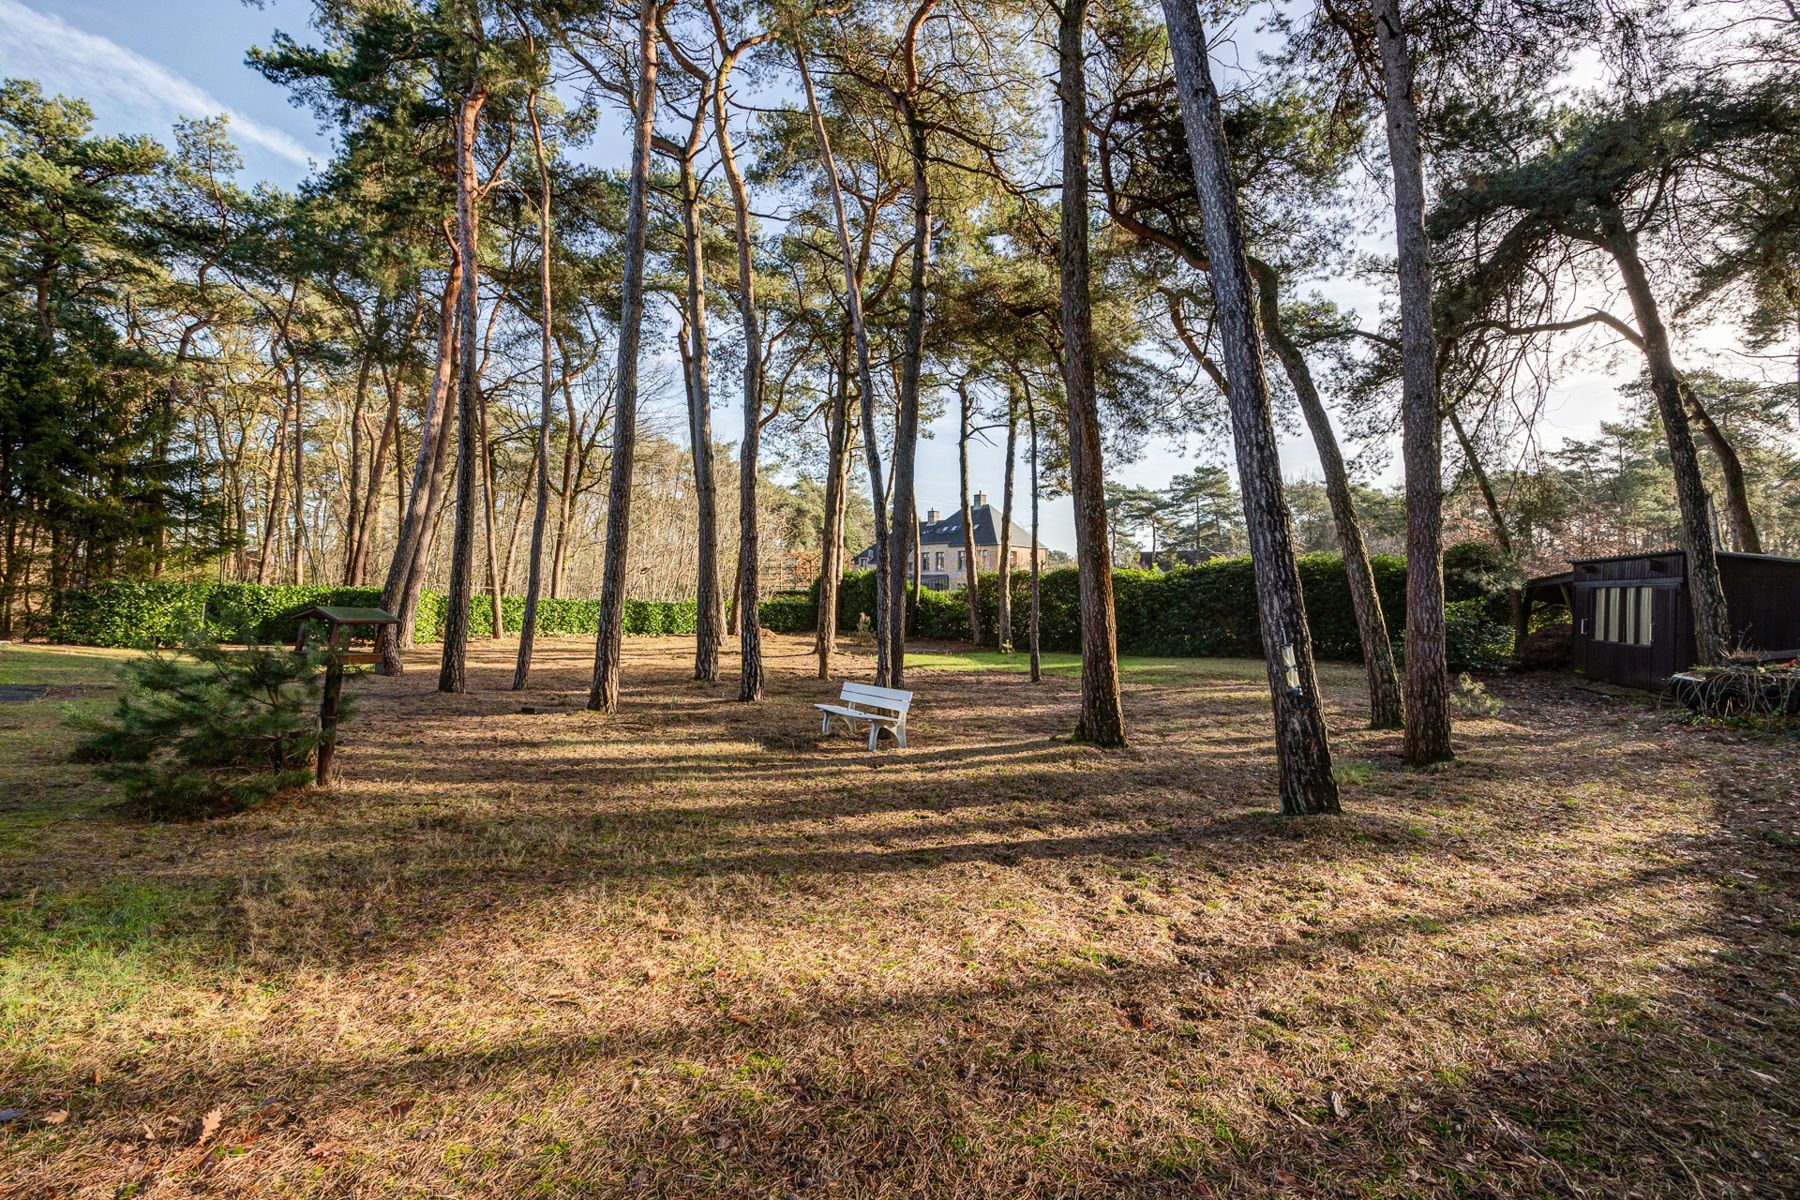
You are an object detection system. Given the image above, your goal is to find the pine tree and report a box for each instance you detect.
[74,640,336,818]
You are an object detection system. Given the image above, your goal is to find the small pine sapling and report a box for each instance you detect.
[73,639,341,818]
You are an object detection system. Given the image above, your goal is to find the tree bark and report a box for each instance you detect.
[1059,0,1127,746]
[679,137,725,684]
[378,249,462,674]
[1027,386,1042,683]
[798,40,890,680]
[341,343,375,584]
[1678,377,1761,553]
[816,332,852,677]
[1601,217,1732,663]
[884,93,930,688]
[588,0,658,713]
[439,84,489,694]
[997,403,1017,652]
[515,90,555,689]
[551,338,579,600]
[1371,0,1452,764]
[713,45,763,703]
[1250,257,1401,729]
[957,378,982,644]
[1163,0,1339,814]
[291,361,305,585]
[478,382,504,638]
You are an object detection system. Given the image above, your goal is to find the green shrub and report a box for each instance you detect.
[71,639,332,818]
[52,582,698,647]
[759,595,816,634]
[1444,539,1522,623]
[1442,597,1515,672]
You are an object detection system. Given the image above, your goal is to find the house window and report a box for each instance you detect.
[935,551,944,570]
[1637,586,1653,646]
[956,552,963,569]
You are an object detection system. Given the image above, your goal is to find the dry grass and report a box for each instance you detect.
[1,633,1796,1198]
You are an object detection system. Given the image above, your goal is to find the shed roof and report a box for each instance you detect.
[290,605,399,625]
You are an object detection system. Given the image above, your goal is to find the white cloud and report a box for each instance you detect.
[0,0,314,169]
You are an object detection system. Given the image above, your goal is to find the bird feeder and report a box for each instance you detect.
[290,605,397,785]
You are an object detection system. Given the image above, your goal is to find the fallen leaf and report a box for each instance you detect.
[42,1110,68,1126]
[1328,1090,1348,1119]
[195,1106,223,1145]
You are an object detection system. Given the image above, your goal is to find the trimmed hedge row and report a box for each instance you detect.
[51,549,1514,671]
[49,580,698,648]
[806,552,1510,670]
[810,555,1408,660]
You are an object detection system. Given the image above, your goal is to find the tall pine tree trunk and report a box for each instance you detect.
[816,333,852,677]
[997,404,1017,652]
[1600,217,1732,663]
[884,95,930,688]
[291,363,304,585]
[341,345,374,584]
[1250,257,1401,729]
[438,84,488,695]
[714,51,763,703]
[957,378,982,644]
[1027,388,1042,683]
[378,251,461,674]
[1371,0,1452,764]
[588,0,658,713]
[798,40,889,679]
[680,146,725,683]
[479,383,504,638]
[514,89,554,690]
[1163,0,1339,814]
[1059,0,1126,746]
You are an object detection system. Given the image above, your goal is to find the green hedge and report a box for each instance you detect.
[53,549,1513,671]
[804,556,1407,661]
[802,552,1508,669]
[759,595,817,634]
[50,580,699,648]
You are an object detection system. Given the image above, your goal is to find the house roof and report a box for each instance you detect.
[853,503,1036,561]
[919,503,1032,548]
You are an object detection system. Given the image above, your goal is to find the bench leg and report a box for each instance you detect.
[821,711,833,736]
[867,722,879,751]
[896,718,906,749]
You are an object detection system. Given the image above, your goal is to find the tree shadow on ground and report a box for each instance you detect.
[4,635,1794,1197]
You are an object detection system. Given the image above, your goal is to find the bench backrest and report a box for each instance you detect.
[840,681,912,714]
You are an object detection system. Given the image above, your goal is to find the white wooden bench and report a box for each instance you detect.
[815,682,913,750]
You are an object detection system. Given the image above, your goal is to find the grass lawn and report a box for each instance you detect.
[0,632,1795,1198]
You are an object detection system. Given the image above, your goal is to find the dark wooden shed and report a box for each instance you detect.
[1525,550,1800,689]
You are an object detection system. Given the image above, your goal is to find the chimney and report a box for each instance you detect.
[926,507,940,523]
[973,491,987,508]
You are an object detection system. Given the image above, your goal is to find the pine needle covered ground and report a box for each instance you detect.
[2,634,1796,1198]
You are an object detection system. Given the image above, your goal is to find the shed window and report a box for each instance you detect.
[1594,585,1654,646]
